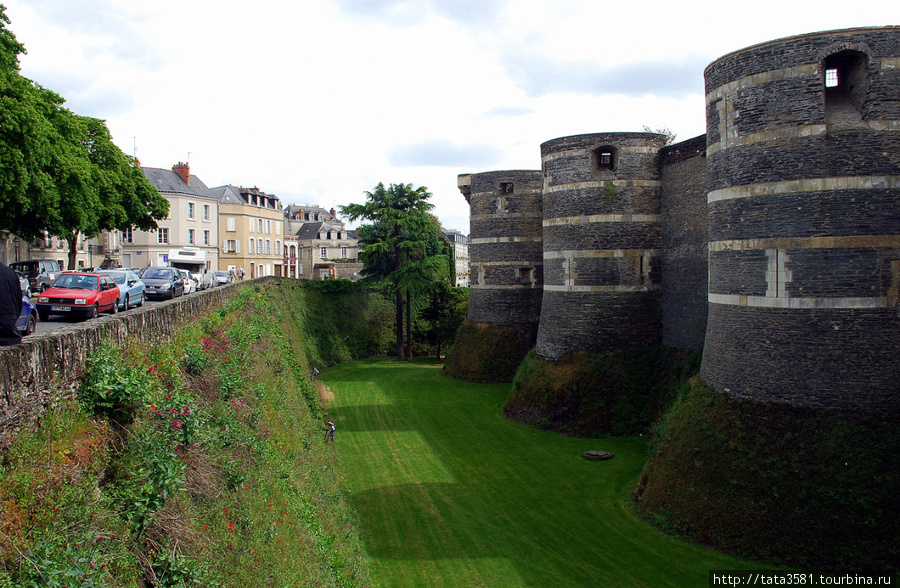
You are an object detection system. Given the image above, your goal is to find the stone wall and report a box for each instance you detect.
[660,135,708,351]
[536,132,667,360]
[460,170,544,328]
[701,27,900,408]
[0,278,277,448]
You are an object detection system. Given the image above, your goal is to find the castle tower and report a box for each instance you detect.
[461,171,544,327]
[535,132,667,360]
[442,171,544,382]
[701,27,900,407]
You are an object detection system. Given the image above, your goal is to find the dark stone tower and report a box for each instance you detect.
[460,171,544,329]
[700,27,900,407]
[442,171,543,383]
[535,132,667,360]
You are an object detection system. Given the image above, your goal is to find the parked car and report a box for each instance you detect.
[178,269,196,294]
[212,271,231,286]
[193,271,214,291]
[17,296,38,335]
[141,267,184,300]
[16,273,32,298]
[35,272,120,320]
[10,259,62,293]
[97,269,146,310]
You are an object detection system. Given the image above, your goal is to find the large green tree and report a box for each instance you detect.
[0,5,168,267]
[340,182,440,361]
[0,6,61,241]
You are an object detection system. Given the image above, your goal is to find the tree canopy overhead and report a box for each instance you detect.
[0,6,168,267]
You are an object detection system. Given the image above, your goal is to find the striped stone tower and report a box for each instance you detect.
[535,132,667,360]
[459,170,544,338]
[700,27,900,407]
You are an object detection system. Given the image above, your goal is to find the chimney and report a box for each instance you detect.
[134,157,141,169]
[173,162,190,185]
[330,207,337,218]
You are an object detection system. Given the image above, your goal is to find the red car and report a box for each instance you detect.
[35,272,121,321]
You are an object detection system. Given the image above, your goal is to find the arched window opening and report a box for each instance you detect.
[591,146,617,179]
[823,50,868,123]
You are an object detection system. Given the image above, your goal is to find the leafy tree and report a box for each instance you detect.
[340,182,437,361]
[0,6,169,267]
[0,7,61,241]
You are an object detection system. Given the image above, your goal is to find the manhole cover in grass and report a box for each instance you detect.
[582,450,613,461]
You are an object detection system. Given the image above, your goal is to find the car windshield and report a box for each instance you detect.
[11,262,38,273]
[143,268,173,279]
[53,274,98,290]
[101,272,126,284]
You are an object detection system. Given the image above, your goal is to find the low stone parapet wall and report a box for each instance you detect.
[0,277,279,448]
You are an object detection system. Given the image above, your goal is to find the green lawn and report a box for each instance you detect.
[324,358,762,587]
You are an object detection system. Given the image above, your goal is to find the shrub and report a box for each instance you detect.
[78,345,154,421]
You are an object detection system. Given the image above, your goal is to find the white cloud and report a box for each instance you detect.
[4,0,900,236]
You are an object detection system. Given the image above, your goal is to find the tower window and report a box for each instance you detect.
[591,146,618,178]
[823,50,868,121]
[499,182,514,194]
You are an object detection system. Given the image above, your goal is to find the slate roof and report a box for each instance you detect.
[292,222,358,241]
[141,167,219,199]
[211,185,243,204]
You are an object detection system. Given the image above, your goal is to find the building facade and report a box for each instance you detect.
[283,205,359,280]
[125,162,220,271]
[441,229,470,287]
[214,186,284,278]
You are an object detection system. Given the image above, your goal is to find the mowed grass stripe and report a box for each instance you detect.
[324,358,761,587]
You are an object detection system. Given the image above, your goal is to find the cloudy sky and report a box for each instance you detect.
[4,0,898,233]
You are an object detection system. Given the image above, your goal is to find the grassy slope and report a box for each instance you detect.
[324,358,764,588]
[0,282,376,587]
[636,380,900,569]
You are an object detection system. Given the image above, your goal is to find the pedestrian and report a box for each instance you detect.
[312,366,320,380]
[324,421,335,443]
[237,266,245,281]
[229,267,236,282]
[0,261,23,346]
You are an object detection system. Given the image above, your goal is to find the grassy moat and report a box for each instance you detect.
[1,281,895,586]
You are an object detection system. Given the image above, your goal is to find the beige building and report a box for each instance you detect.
[283,205,360,280]
[122,162,220,271]
[214,186,284,278]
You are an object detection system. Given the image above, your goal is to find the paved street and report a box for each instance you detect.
[27,295,169,337]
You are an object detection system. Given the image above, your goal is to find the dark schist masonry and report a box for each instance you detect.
[450,26,900,409]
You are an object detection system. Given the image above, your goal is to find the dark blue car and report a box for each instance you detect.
[17,295,37,335]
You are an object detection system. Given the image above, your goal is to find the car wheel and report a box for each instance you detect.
[137,293,144,307]
[110,299,118,314]
[25,313,36,335]
[90,304,98,319]
[38,312,49,322]
[123,294,129,310]
[170,288,176,300]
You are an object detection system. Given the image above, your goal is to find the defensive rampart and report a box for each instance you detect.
[0,278,278,448]
[700,27,900,408]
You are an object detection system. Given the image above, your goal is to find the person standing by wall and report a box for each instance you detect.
[0,262,23,346]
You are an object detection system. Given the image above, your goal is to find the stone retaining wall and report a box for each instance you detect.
[0,277,278,448]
